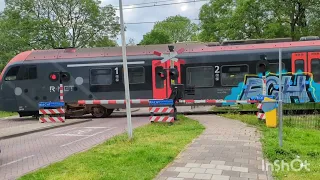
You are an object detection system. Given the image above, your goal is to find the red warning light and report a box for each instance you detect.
[49,72,59,81]
[50,74,57,80]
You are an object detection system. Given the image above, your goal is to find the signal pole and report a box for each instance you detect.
[119,0,133,139]
[168,45,175,85]
[278,48,283,147]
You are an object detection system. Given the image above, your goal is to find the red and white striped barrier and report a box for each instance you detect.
[177,99,257,104]
[257,103,263,109]
[78,99,258,105]
[39,107,65,123]
[149,116,174,122]
[78,99,150,105]
[257,112,266,120]
[149,107,174,113]
[256,102,265,120]
[60,84,64,102]
[39,116,65,123]
[39,108,65,115]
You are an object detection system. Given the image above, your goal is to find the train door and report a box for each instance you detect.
[292,52,320,83]
[307,52,320,83]
[291,52,307,73]
[152,60,181,99]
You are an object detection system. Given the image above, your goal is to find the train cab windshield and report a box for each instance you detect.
[4,66,20,81]
[4,65,37,81]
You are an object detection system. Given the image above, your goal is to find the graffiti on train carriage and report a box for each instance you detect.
[225,71,320,103]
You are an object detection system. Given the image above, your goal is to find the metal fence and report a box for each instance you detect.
[282,102,320,130]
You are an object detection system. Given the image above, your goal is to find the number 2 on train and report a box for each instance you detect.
[214,66,220,73]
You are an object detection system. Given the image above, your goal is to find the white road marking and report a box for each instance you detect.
[60,127,117,147]
[0,155,35,168]
[43,127,78,136]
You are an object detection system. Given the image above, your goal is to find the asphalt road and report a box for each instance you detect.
[0,116,149,180]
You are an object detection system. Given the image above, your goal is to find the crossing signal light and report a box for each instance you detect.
[61,72,70,82]
[49,72,70,82]
[169,68,179,80]
[158,70,167,80]
[49,72,59,82]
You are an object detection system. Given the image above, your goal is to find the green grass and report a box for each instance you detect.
[221,113,320,180]
[211,103,320,112]
[19,115,205,180]
[0,111,17,118]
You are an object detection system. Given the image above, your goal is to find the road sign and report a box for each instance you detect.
[39,102,65,108]
[153,48,185,64]
[149,99,174,106]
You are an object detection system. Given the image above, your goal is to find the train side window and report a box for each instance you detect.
[128,66,145,84]
[5,66,20,81]
[295,60,304,72]
[221,65,248,86]
[269,63,285,73]
[90,69,112,85]
[311,59,320,82]
[22,66,37,80]
[186,66,214,87]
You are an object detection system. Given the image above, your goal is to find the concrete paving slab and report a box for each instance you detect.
[154,115,274,180]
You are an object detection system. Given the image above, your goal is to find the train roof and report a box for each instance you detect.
[2,37,320,80]
[9,37,320,63]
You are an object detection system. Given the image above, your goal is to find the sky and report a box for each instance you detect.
[0,0,207,45]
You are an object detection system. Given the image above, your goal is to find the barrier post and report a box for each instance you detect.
[38,102,65,123]
[256,101,266,121]
[149,99,175,124]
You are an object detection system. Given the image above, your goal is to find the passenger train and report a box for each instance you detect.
[1,36,320,118]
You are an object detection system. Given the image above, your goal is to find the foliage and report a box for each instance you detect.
[140,15,198,45]
[0,111,18,118]
[139,30,171,45]
[19,115,205,180]
[0,0,120,66]
[199,0,320,42]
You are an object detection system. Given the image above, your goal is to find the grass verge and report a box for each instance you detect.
[221,113,320,180]
[0,111,17,118]
[19,115,205,180]
[211,103,320,112]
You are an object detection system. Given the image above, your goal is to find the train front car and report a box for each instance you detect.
[0,51,39,116]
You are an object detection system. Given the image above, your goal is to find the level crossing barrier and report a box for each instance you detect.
[148,99,176,123]
[77,99,259,106]
[256,102,266,120]
[38,102,65,123]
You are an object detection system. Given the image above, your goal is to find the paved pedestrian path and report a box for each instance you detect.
[155,115,273,180]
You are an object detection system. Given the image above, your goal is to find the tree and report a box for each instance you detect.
[4,0,120,48]
[139,30,171,45]
[139,15,198,45]
[153,15,198,43]
[198,0,320,41]
[0,0,120,66]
